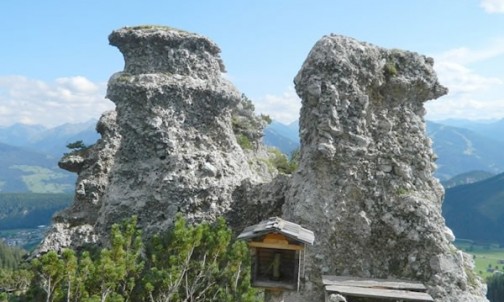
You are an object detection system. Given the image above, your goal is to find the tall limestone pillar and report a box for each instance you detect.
[282,35,488,302]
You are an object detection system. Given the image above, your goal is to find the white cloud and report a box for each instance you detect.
[481,0,504,13]
[434,61,502,96]
[0,76,114,127]
[253,87,301,124]
[426,43,504,120]
[55,76,100,94]
[435,39,504,65]
[426,96,504,121]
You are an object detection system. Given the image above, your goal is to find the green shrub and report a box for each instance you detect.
[237,134,253,150]
[18,216,259,302]
[268,148,298,174]
[384,61,398,77]
[144,215,259,302]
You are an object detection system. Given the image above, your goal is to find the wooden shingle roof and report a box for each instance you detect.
[237,217,314,245]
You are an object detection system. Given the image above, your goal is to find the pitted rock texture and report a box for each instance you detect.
[39,27,487,302]
[38,26,277,252]
[282,35,487,302]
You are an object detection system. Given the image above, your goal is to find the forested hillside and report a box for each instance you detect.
[443,172,504,245]
[0,193,72,229]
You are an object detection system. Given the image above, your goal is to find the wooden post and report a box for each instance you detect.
[265,289,285,302]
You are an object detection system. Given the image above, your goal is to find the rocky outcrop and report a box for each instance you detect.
[38,26,277,252]
[282,35,487,301]
[39,26,487,301]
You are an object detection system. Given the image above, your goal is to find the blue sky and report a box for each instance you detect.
[1,0,504,127]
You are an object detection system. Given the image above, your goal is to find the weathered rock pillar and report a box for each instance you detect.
[38,25,274,252]
[283,34,488,301]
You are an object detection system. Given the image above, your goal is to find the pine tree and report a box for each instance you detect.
[143,216,259,302]
[31,251,65,302]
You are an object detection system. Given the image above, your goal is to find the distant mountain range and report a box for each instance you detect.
[443,172,504,245]
[0,120,99,157]
[426,121,504,180]
[441,170,495,189]
[1,118,504,192]
[0,121,99,193]
[436,118,504,143]
[1,118,503,246]
[263,120,299,155]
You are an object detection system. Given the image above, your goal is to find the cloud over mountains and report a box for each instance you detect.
[0,76,114,127]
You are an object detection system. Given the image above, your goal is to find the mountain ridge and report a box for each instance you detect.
[443,171,504,245]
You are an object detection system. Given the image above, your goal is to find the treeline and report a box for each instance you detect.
[0,242,25,270]
[488,273,504,302]
[0,216,261,302]
[0,193,72,229]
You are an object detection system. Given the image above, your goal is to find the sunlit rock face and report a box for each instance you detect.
[38,27,487,302]
[38,26,277,253]
[283,35,487,302]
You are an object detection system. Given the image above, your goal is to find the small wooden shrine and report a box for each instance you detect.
[237,217,314,291]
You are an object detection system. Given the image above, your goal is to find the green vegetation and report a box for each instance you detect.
[143,215,258,302]
[267,148,298,174]
[395,187,409,196]
[455,240,504,280]
[0,243,32,299]
[65,140,87,151]
[383,61,398,77]
[0,241,25,270]
[487,273,504,302]
[10,166,72,193]
[0,216,259,302]
[64,140,92,158]
[259,114,272,125]
[443,173,504,246]
[232,94,269,152]
[0,193,73,230]
[237,134,253,150]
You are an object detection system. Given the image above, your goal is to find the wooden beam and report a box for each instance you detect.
[253,280,296,290]
[325,285,434,301]
[248,241,304,251]
[322,275,427,291]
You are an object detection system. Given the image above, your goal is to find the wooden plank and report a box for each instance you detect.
[253,280,296,290]
[248,241,304,250]
[325,285,434,301]
[322,275,427,291]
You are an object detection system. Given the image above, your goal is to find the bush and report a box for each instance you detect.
[19,216,259,302]
[237,134,253,150]
[144,215,259,302]
[268,148,299,174]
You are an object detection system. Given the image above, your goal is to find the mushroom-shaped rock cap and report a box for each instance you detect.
[109,25,226,78]
[295,34,448,105]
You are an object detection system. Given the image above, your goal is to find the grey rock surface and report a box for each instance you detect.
[38,26,277,252]
[39,26,487,302]
[282,34,487,301]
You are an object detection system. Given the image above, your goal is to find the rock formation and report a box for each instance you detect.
[39,26,488,301]
[38,26,278,252]
[282,34,487,302]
